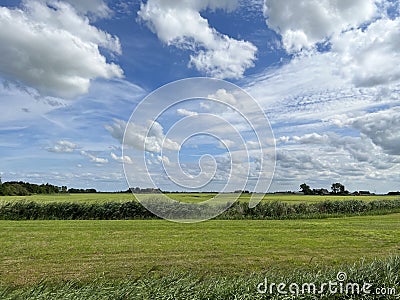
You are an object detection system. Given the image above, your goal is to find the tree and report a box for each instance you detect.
[331,182,345,194]
[300,183,312,195]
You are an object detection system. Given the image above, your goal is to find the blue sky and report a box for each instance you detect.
[1,0,400,193]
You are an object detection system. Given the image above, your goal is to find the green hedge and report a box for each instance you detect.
[0,201,154,220]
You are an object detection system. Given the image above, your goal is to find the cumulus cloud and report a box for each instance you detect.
[47,140,78,153]
[341,107,400,156]
[110,152,133,164]
[331,17,400,87]
[263,0,400,88]
[285,129,400,171]
[263,0,376,53]
[0,1,123,98]
[138,0,257,79]
[105,119,180,153]
[80,150,108,164]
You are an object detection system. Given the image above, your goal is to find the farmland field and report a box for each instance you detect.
[1,194,399,299]
[0,193,398,204]
[0,214,399,285]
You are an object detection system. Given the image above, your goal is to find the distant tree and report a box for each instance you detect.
[300,183,313,195]
[331,182,345,194]
[0,181,65,196]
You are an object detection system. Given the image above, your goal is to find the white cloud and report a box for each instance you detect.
[110,152,133,164]
[220,139,236,148]
[80,150,108,164]
[263,0,376,53]
[106,119,180,153]
[292,133,329,144]
[208,89,237,105]
[0,79,68,125]
[138,0,257,79]
[0,1,123,98]
[246,49,400,128]
[331,17,400,87]
[277,136,290,143]
[289,132,387,165]
[263,0,400,89]
[176,108,198,117]
[47,140,78,153]
[157,155,170,166]
[244,141,262,151]
[61,0,112,19]
[341,107,400,156]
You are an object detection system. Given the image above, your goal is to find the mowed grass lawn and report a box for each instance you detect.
[0,193,398,204]
[0,214,399,285]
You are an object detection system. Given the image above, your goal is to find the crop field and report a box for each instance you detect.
[0,193,398,204]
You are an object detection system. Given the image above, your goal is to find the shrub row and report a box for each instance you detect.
[0,201,155,220]
[0,199,400,220]
[218,199,400,219]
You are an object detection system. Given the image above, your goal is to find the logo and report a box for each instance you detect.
[123,77,276,222]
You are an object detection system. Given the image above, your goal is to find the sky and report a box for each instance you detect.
[0,0,400,193]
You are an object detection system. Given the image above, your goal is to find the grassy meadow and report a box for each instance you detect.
[1,214,399,285]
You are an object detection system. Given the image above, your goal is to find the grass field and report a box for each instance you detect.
[0,193,398,204]
[1,214,399,286]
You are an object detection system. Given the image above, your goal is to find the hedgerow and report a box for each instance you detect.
[0,199,399,220]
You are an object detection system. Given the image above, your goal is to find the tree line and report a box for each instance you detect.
[299,182,373,196]
[0,179,96,196]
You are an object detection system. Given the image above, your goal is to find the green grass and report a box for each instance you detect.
[0,193,136,204]
[1,256,399,299]
[1,214,399,286]
[0,193,398,204]
[256,194,400,204]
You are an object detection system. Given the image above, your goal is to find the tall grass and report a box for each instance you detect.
[0,199,400,220]
[0,256,398,299]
